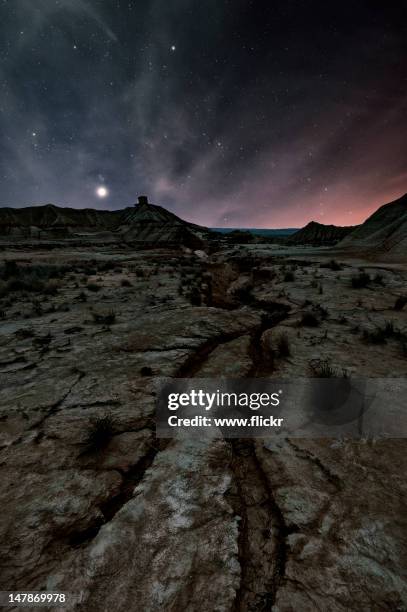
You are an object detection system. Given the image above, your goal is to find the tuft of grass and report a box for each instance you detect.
[121,279,132,287]
[0,261,70,297]
[276,332,290,358]
[317,362,337,377]
[362,321,400,345]
[189,287,202,306]
[283,271,295,282]
[362,328,386,344]
[309,359,348,378]
[82,414,116,453]
[140,366,153,376]
[351,272,370,288]
[86,283,102,292]
[373,273,384,285]
[15,327,35,339]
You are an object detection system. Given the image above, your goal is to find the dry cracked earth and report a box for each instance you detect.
[1,244,407,611]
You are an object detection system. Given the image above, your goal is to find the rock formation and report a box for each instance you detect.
[288,221,355,246]
[339,193,407,260]
[0,198,210,249]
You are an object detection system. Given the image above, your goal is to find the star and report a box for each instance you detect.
[170,45,176,52]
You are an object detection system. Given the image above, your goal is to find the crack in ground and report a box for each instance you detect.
[28,369,86,430]
[286,439,342,490]
[229,439,289,612]
[68,437,169,548]
[174,329,259,378]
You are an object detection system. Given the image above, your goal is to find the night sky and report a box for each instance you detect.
[1,1,406,228]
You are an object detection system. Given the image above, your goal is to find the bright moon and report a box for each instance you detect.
[96,186,108,198]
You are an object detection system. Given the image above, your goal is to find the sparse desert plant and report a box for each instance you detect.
[0,262,71,297]
[32,299,43,316]
[121,279,132,287]
[300,312,320,327]
[233,283,253,304]
[97,261,116,272]
[362,321,399,345]
[309,359,340,377]
[283,271,295,282]
[43,280,60,295]
[373,273,384,285]
[276,332,290,357]
[86,282,102,292]
[317,305,328,319]
[82,414,116,453]
[394,296,407,311]
[383,320,398,337]
[317,362,336,377]
[190,287,202,306]
[15,327,35,339]
[362,328,386,344]
[2,260,19,280]
[351,272,370,288]
[92,310,116,325]
[82,266,97,276]
[140,366,153,376]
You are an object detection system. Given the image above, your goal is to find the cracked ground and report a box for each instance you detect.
[0,245,407,611]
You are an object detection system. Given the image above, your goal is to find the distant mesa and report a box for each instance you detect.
[0,195,209,249]
[1,192,406,259]
[287,192,407,259]
[287,220,356,246]
[118,195,208,248]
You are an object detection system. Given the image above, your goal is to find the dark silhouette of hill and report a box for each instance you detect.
[0,203,121,232]
[288,221,356,246]
[0,198,210,248]
[339,193,407,259]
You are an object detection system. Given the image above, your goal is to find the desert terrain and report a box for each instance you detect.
[0,196,407,611]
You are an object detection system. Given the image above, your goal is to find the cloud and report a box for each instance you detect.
[13,0,118,44]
